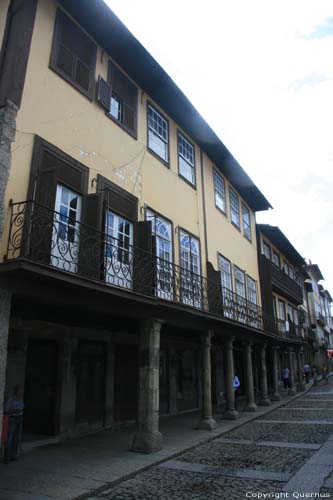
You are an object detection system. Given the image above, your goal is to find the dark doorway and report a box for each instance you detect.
[233,347,246,396]
[177,349,199,411]
[24,339,59,435]
[114,344,138,421]
[76,341,106,426]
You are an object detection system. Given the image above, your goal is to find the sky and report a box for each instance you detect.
[105,0,333,294]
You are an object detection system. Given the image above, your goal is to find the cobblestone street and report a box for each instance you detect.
[86,379,333,500]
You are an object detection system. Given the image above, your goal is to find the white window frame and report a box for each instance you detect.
[146,208,173,300]
[242,204,252,241]
[234,265,246,323]
[147,104,169,163]
[104,210,133,289]
[213,170,226,213]
[218,254,233,319]
[229,188,240,228]
[179,229,201,308]
[178,132,195,186]
[52,184,82,273]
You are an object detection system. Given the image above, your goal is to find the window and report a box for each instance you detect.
[108,62,138,136]
[178,133,195,186]
[146,209,173,300]
[218,255,232,291]
[263,241,272,260]
[52,184,82,273]
[179,229,201,308]
[213,170,226,213]
[234,266,246,322]
[287,304,294,323]
[229,188,240,228]
[147,104,169,163]
[273,252,280,268]
[278,299,287,333]
[50,10,97,99]
[105,210,133,289]
[247,275,259,327]
[246,276,257,305]
[288,264,294,280]
[242,204,251,240]
[218,255,233,318]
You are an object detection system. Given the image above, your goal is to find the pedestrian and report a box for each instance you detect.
[282,367,290,390]
[313,366,318,386]
[303,363,311,384]
[4,384,24,464]
[233,374,240,410]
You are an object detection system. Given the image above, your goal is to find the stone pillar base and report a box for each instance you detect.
[245,403,257,412]
[131,431,163,454]
[224,409,239,420]
[288,388,296,396]
[196,417,217,430]
[271,393,281,401]
[259,398,271,406]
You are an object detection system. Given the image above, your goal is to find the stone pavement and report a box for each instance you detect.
[86,377,333,500]
[0,382,314,500]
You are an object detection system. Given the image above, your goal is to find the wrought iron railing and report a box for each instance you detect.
[4,200,304,339]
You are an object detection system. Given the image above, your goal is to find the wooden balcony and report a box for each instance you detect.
[270,261,303,304]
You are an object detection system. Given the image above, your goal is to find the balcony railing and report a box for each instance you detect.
[270,260,303,304]
[4,200,304,340]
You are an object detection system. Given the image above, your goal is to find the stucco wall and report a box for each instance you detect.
[1,0,262,304]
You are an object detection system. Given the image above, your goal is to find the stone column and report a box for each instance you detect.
[271,346,281,401]
[168,347,178,415]
[132,319,163,453]
[0,288,12,442]
[296,349,305,392]
[0,100,17,239]
[197,331,217,430]
[244,342,256,412]
[288,347,296,395]
[224,337,238,419]
[259,343,271,406]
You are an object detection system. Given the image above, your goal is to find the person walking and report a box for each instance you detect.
[233,374,240,410]
[282,367,290,390]
[4,384,24,464]
[322,366,329,385]
[303,363,311,384]
[313,366,318,386]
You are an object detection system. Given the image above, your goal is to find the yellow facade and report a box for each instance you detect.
[1,0,261,305]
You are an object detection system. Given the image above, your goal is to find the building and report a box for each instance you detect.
[0,0,307,452]
[305,264,333,369]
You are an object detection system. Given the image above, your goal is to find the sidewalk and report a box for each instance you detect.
[0,385,314,500]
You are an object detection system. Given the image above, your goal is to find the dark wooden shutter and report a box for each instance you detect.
[206,262,223,315]
[109,61,138,134]
[29,151,58,264]
[51,9,96,98]
[133,221,154,295]
[97,175,138,221]
[79,194,103,280]
[97,76,111,111]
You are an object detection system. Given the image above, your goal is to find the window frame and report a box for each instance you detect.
[218,253,233,292]
[178,227,201,275]
[229,187,240,229]
[246,275,257,305]
[177,131,196,188]
[263,240,272,260]
[50,9,97,100]
[234,265,246,299]
[213,169,227,215]
[273,251,281,268]
[147,102,170,166]
[241,203,252,241]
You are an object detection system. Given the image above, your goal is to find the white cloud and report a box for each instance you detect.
[105,0,333,293]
